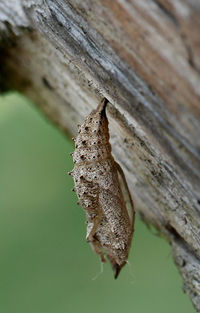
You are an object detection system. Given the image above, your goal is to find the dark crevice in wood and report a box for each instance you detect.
[42,76,54,90]
[152,0,179,26]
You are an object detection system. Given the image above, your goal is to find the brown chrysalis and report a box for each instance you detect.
[69,98,135,278]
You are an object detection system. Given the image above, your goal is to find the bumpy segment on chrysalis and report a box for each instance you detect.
[70,98,135,278]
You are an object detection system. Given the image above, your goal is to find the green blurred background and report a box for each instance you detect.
[0,92,195,313]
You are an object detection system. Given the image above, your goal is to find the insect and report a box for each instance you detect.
[69,98,135,278]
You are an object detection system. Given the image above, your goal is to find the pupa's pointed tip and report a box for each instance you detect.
[98,98,108,117]
[112,263,121,279]
[101,97,109,106]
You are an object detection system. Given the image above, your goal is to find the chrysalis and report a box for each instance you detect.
[69,98,135,278]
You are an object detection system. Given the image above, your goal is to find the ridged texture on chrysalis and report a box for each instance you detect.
[69,98,135,278]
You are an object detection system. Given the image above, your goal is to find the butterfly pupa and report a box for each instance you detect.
[70,98,135,278]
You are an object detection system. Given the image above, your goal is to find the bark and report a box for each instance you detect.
[0,0,200,310]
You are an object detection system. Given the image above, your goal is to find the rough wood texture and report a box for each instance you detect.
[0,0,200,310]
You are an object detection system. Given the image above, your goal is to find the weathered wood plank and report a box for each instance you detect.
[0,0,200,310]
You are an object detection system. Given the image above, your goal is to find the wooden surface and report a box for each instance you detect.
[0,0,200,310]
